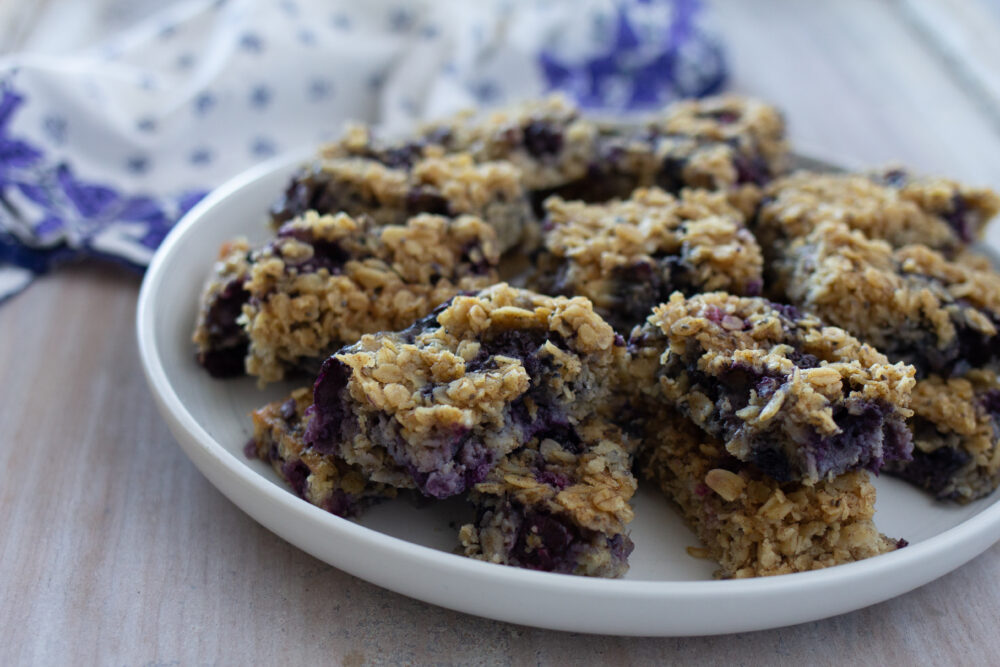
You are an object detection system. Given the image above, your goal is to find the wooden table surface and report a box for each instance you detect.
[4,0,1000,664]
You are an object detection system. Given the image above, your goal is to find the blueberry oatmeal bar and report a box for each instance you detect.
[572,95,789,215]
[459,416,637,577]
[248,387,397,517]
[320,96,599,194]
[193,211,500,383]
[885,370,1000,502]
[531,187,763,333]
[756,169,1000,256]
[773,221,1000,377]
[628,292,915,482]
[316,95,787,216]
[302,283,626,499]
[271,153,533,252]
[639,410,904,578]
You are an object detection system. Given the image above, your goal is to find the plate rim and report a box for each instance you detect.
[136,150,1000,636]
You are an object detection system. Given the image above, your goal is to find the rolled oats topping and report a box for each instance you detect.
[772,221,1000,378]
[758,169,1000,256]
[532,187,763,332]
[628,292,915,483]
[303,284,626,499]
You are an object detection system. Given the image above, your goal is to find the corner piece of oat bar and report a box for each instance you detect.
[460,416,637,577]
[574,95,789,214]
[303,283,627,499]
[628,292,915,483]
[886,370,1000,503]
[319,95,599,193]
[249,387,396,517]
[639,410,904,578]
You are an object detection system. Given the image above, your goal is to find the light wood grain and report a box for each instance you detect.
[3,266,1000,666]
[897,0,1000,130]
[4,0,1000,663]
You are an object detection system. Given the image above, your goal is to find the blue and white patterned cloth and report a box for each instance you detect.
[0,0,726,302]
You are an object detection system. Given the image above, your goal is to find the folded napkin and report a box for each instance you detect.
[0,0,726,302]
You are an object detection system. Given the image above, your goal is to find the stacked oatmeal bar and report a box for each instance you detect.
[759,170,1000,502]
[192,93,1000,580]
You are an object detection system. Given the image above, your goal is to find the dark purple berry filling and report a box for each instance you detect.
[980,389,1000,417]
[676,358,912,481]
[884,303,1000,378]
[243,440,258,459]
[480,502,633,574]
[404,187,451,216]
[522,121,564,158]
[281,459,311,498]
[322,490,362,518]
[699,109,741,124]
[305,320,588,499]
[197,278,250,377]
[943,194,975,244]
[888,437,971,501]
[276,224,351,275]
[732,152,771,186]
[303,358,358,455]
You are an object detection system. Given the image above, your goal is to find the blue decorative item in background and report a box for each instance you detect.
[0,0,727,303]
[540,2,725,110]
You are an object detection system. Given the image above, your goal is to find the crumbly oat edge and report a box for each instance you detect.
[639,412,900,578]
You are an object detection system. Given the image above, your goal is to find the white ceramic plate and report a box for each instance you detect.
[137,152,1000,636]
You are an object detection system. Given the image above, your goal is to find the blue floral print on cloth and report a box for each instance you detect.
[0,0,726,302]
